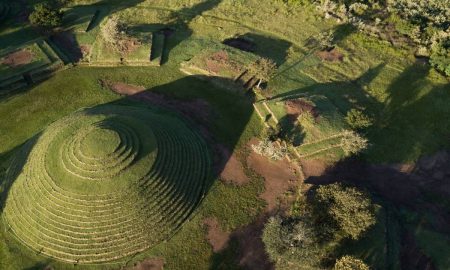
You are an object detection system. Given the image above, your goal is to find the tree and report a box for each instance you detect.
[345,109,373,130]
[248,58,277,88]
[341,131,368,156]
[314,183,376,240]
[334,255,369,270]
[29,3,62,28]
[262,216,322,269]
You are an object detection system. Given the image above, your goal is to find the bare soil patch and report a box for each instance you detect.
[316,48,344,62]
[121,38,142,55]
[247,138,300,211]
[205,50,240,75]
[285,98,319,119]
[102,80,146,95]
[231,215,274,270]
[203,217,230,253]
[219,146,249,185]
[127,258,164,270]
[1,49,34,67]
[300,158,329,178]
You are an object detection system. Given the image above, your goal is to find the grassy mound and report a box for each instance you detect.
[2,104,211,263]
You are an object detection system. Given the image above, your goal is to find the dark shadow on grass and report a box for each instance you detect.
[223,32,292,66]
[276,114,305,147]
[0,74,254,266]
[160,0,222,65]
[0,134,40,213]
[304,153,448,269]
[366,61,450,162]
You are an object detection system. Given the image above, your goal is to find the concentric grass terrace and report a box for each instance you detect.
[3,104,211,263]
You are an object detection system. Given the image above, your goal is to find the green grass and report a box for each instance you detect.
[3,104,211,263]
[0,0,449,268]
[0,43,51,81]
[414,228,450,270]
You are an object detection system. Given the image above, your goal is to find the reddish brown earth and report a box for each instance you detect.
[247,138,300,211]
[120,38,142,54]
[80,45,91,58]
[1,49,34,67]
[203,217,230,252]
[316,48,344,62]
[231,215,274,270]
[300,158,329,178]
[126,258,164,270]
[285,98,319,119]
[108,81,146,95]
[220,150,249,185]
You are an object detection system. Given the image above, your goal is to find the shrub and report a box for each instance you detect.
[430,38,450,77]
[100,16,121,49]
[248,58,277,88]
[345,109,373,130]
[252,139,287,160]
[29,3,62,28]
[262,216,322,269]
[318,30,335,50]
[341,131,369,156]
[314,183,376,240]
[334,255,369,270]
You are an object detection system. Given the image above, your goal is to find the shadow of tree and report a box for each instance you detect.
[366,62,450,162]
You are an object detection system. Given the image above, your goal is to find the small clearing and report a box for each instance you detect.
[203,217,230,253]
[127,258,165,270]
[1,49,34,67]
[316,48,344,62]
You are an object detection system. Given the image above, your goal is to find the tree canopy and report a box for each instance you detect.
[29,3,62,28]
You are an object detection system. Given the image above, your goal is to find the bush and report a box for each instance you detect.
[262,216,322,269]
[341,131,369,156]
[334,255,369,270]
[430,38,450,76]
[29,3,62,28]
[345,109,373,130]
[314,183,376,240]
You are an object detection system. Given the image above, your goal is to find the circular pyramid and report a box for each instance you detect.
[2,105,211,263]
